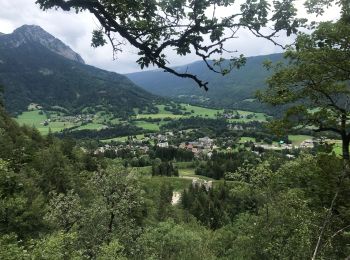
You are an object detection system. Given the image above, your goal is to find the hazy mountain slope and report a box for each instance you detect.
[127,53,283,111]
[0,25,157,115]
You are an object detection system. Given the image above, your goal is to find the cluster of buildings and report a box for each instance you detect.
[253,139,316,151]
[93,133,218,159]
[40,113,95,127]
[53,114,94,124]
[93,143,150,156]
[155,132,173,148]
[179,136,216,158]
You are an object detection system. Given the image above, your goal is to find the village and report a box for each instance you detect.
[93,129,318,159]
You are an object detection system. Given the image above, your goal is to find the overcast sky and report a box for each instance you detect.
[0,0,340,73]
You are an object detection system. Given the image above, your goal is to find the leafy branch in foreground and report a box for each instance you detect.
[36,0,306,90]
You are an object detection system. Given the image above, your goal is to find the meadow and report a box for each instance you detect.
[15,103,269,141]
[15,110,75,134]
[131,103,269,133]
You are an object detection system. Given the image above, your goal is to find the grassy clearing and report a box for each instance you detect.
[16,110,47,125]
[179,168,196,176]
[15,110,75,134]
[181,104,222,118]
[134,121,160,131]
[178,168,215,181]
[136,104,181,119]
[288,135,313,146]
[228,110,268,123]
[74,123,106,131]
[135,104,223,120]
[239,137,256,143]
[136,113,182,119]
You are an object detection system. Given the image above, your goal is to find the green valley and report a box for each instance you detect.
[1,1,350,257]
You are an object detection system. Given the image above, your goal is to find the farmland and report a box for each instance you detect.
[15,103,269,140]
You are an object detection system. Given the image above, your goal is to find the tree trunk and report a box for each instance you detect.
[342,137,350,161]
[108,211,115,234]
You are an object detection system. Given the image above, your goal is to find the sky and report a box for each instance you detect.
[0,0,340,74]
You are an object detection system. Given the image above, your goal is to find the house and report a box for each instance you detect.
[157,142,169,148]
[157,134,168,142]
[300,139,314,148]
[198,136,213,146]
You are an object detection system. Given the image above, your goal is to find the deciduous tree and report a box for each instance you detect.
[258,20,350,160]
[36,0,305,89]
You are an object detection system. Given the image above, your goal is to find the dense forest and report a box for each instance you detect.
[1,89,350,258]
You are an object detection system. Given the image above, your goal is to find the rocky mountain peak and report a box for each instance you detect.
[1,25,85,64]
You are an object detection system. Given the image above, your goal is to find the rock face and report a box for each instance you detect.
[0,25,85,64]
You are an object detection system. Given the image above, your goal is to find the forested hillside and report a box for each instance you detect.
[0,25,158,116]
[1,0,350,258]
[1,99,350,259]
[127,53,283,112]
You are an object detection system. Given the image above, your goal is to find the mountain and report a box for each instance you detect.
[0,25,157,115]
[1,25,85,64]
[127,53,283,112]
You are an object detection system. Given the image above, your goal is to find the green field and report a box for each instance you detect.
[136,105,183,119]
[178,168,214,181]
[182,104,223,118]
[16,109,111,134]
[135,104,223,120]
[134,120,161,131]
[15,110,75,134]
[288,135,313,146]
[74,123,106,131]
[228,110,268,122]
[15,103,270,137]
[239,137,256,143]
[142,176,192,191]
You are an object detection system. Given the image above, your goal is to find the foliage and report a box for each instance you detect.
[152,161,179,177]
[196,150,260,179]
[36,0,304,89]
[1,103,350,258]
[56,124,146,140]
[138,220,214,259]
[258,20,350,159]
[153,147,194,162]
